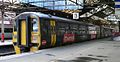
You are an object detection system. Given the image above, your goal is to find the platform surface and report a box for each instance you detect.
[0,38,120,62]
[0,40,12,46]
[113,36,120,41]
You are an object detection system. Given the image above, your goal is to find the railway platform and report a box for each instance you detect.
[0,40,15,56]
[0,38,120,62]
[0,40,12,46]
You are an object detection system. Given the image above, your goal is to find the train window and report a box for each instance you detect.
[32,18,38,32]
[0,28,13,33]
[79,25,86,30]
[79,31,86,34]
[4,28,13,33]
[65,23,69,30]
[41,18,50,35]
[70,24,78,30]
[88,26,96,31]
[57,22,69,34]
[57,22,69,30]
[72,30,78,33]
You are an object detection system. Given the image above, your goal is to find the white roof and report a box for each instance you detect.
[15,12,85,24]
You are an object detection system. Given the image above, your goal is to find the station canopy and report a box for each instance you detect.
[0,0,115,25]
[19,0,83,10]
[18,0,114,18]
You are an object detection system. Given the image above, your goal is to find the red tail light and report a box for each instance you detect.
[1,33,4,42]
[42,40,47,46]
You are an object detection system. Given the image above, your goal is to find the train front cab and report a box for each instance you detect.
[13,13,57,54]
[13,14,41,54]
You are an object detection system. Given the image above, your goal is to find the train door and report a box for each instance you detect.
[16,18,30,53]
[50,20,56,46]
[13,15,41,54]
[21,20,27,46]
[40,19,56,47]
[13,18,30,54]
[88,26,96,39]
[40,19,50,48]
[30,17,41,52]
[13,19,20,54]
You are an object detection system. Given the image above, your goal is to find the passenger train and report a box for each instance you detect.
[13,12,113,54]
[0,12,15,39]
[0,21,13,39]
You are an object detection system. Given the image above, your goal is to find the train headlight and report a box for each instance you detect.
[32,36,38,43]
[42,40,47,46]
[14,35,17,38]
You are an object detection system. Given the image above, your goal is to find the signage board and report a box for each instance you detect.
[73,13,79,19]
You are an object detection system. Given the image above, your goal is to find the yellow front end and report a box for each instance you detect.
[30,32,41,52]
[13,32,21,54]
[13,14,41,54]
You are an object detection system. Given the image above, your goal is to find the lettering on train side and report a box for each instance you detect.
[63,34,75,43]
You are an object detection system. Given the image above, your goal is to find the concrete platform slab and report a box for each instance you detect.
[0,38,120,62]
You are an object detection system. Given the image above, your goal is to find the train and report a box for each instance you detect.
[0,21,13,39]
[0,12,15,39]
[12,12,114,54]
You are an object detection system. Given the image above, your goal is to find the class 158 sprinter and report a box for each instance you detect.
[13,12,113,54]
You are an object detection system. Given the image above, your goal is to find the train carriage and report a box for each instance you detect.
[13,12,113,54]
[13,12,90,54]
[100,26,113,38]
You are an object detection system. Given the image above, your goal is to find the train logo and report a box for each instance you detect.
[63,34,75,43]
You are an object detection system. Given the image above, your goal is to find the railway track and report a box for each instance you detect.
[0,45,15,56]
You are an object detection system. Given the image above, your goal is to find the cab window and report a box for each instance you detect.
[32,18,38,32]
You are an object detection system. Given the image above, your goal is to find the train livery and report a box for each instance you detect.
[13,12,113,54]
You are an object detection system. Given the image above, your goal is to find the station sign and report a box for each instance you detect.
[115,0,120,8]
[73,13,79,19]
[115,0,120,15]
